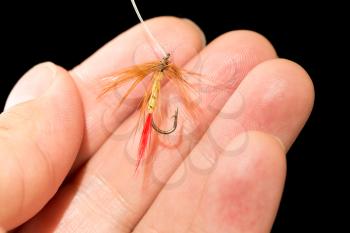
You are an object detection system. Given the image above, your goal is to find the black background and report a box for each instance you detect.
[0,0,337,232]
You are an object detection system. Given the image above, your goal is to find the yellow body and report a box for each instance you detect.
[147,71,163,113]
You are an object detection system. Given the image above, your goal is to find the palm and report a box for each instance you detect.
[0,17,313,232]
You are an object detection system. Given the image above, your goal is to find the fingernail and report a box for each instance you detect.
[4,62,56,110]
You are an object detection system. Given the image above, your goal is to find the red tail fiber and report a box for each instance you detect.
[136,113,152,172]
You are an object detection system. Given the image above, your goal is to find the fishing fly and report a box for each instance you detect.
[100,0,197,171]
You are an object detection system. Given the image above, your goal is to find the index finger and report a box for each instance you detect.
[70,16,206,169]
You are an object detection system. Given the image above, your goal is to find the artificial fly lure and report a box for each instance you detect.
[99,0,197,172]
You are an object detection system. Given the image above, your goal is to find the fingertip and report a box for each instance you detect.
[246,131,286,170]
[4,62,57,111]
[236,58,314,148]
[139,16,206,48]
[251,58,315,107]
[181,18,206,46]
[203,130,286,233]
[210,30,277,60]
[271,58,315,106]
[225,130,286,177]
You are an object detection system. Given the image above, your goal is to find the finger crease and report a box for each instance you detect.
[33,138,57,187]
[88,173,137,230]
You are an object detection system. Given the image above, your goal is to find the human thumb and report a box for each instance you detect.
[0,62,84,230]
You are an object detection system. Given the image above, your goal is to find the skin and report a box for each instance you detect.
[0,17,314,232]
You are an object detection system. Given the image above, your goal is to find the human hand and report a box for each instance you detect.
[0,17,314,232]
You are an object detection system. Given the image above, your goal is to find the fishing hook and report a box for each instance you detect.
[152,108,178,134]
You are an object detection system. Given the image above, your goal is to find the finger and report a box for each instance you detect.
[134,58,313,232]
[70,16,206,169]
[18,31,277,232]
[0,63,84,230]
[134,131,286,233]
[216,58,314,149]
